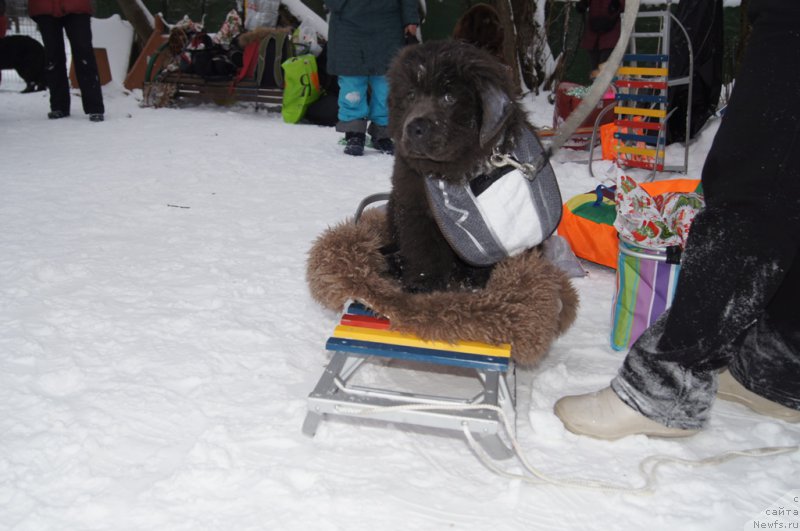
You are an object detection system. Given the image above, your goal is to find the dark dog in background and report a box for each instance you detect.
[385,40,532,293]
[452,3,506,63]
[0,35,47,93]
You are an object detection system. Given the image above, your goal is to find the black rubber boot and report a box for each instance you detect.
[344,132,366,156]
[372,137,395,155]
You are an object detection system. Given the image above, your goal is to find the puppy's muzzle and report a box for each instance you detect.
[400,97,446,159]
[405,117,434,150]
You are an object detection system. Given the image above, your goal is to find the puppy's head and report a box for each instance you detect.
[387,40,518,178]
[452,4,506,61]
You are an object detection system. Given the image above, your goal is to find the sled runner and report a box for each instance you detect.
[302,303,517,459]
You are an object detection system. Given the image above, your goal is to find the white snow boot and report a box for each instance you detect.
[554,387,700,440]
[717,370,800,423]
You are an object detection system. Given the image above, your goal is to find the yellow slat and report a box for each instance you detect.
[618,145,665,158]
[617,66,669,77]
[332,325,512,358]
[614,106,667,118]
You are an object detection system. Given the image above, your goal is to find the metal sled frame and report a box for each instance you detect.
[302,304,517,460]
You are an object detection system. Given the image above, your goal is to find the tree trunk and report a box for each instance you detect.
[116,0,154,43]
[494,0,521,90]
[544,1,580,92]
[494,0,547,94]
[510,0,543,93]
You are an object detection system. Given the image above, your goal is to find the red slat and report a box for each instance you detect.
[618,158,665,171]
[341,313,391,330]
[615,80,669,90]
[615,120,663,131]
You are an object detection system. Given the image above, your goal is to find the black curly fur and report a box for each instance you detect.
[0,36,47,93]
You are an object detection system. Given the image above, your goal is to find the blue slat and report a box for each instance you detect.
[346,302,378,317]
[614,93,669,104]
[615,132,665,145]
[623,53,669,63]
[326,337,509,372]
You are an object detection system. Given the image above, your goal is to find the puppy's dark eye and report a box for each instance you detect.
[442,93,456,105]
[407,90,416,102]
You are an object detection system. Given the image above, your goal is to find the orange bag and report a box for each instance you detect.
[558,179,702,269]
[600,123,618,161]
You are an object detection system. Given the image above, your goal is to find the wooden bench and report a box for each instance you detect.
[137,16,288,111]
[145,73,283,109]
[303,303,516,459]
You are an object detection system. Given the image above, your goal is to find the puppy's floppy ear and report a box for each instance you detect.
[479,83,512,148]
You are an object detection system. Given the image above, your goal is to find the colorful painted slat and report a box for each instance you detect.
[615,106,667,119]
[331,303,513,371]
[345,302,377,317]
[331,325,511,358]
[325,337,510,371]
[614,132,665,145]
[614,93,669,104]
[340,313,391,330]
[614,80,669,90]
[615,119,663,131]
[618,159,664,171]
[618,145,665,158]
[617,66,669,77]
[622,53,669,63]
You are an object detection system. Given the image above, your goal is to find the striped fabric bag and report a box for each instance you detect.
[609,177,703,350]
[610,239,681,350]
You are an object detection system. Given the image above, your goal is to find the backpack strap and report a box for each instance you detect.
[273,32,294,88]
[234,39,261,85]
[255,31,292,88]
[255,34,271,86]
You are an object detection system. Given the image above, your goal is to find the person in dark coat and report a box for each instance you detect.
[554,0,800,439]
[577,0,625,72]
[29,0,104,121]
[325,0,419,156]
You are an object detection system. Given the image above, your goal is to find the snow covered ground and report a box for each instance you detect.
[1,76,797,531]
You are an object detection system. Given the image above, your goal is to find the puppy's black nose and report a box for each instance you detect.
[406,117,432,140]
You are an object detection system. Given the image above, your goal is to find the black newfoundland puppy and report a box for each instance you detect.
[0,35,47,93]
[386,40,533,293]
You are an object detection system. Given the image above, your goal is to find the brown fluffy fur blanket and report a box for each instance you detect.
[306,208,579,366]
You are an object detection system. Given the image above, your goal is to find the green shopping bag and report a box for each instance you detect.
[281,54,321,124]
